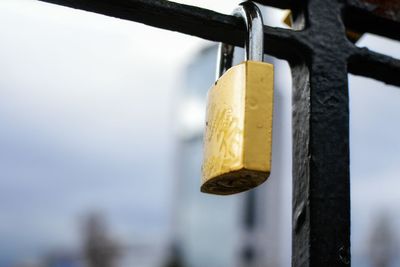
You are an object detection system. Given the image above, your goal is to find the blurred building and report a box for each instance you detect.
[171,41,292,267]
[44,251,84,267]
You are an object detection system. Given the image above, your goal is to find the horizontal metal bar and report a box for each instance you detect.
[347,0,400,23]
[39,0,301,61]
[39,0,399,87]
[349,47,400,87]
[39,0,240,42]
[345,0,400,41]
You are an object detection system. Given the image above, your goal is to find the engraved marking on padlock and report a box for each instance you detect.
[201,2,274,195]
[203,103,242,181]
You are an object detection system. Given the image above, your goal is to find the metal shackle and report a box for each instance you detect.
[216,1,264,79]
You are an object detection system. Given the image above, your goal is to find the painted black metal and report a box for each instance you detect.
[346,0,400,39]
[39,0,400,86]
[38,0,400,266]
[290,1,352,265]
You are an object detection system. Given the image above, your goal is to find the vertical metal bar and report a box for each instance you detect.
[291,0,351,266]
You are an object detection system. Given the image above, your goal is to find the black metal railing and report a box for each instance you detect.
[38,0,400,266]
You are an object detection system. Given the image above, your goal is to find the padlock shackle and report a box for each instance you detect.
[217,1,264,79]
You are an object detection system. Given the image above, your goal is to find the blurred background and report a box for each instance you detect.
[0,0,399,266]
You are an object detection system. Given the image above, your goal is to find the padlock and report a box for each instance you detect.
[201,2,274,195]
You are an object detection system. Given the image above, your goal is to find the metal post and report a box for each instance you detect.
[291,1,351,265]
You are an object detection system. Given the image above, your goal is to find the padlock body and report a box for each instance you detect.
[201,61,274,195]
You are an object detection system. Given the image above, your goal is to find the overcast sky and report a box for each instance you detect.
[0,0,399,266]
[0,0,243,265]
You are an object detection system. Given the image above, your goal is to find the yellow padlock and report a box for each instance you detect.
[201,2,274,195]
